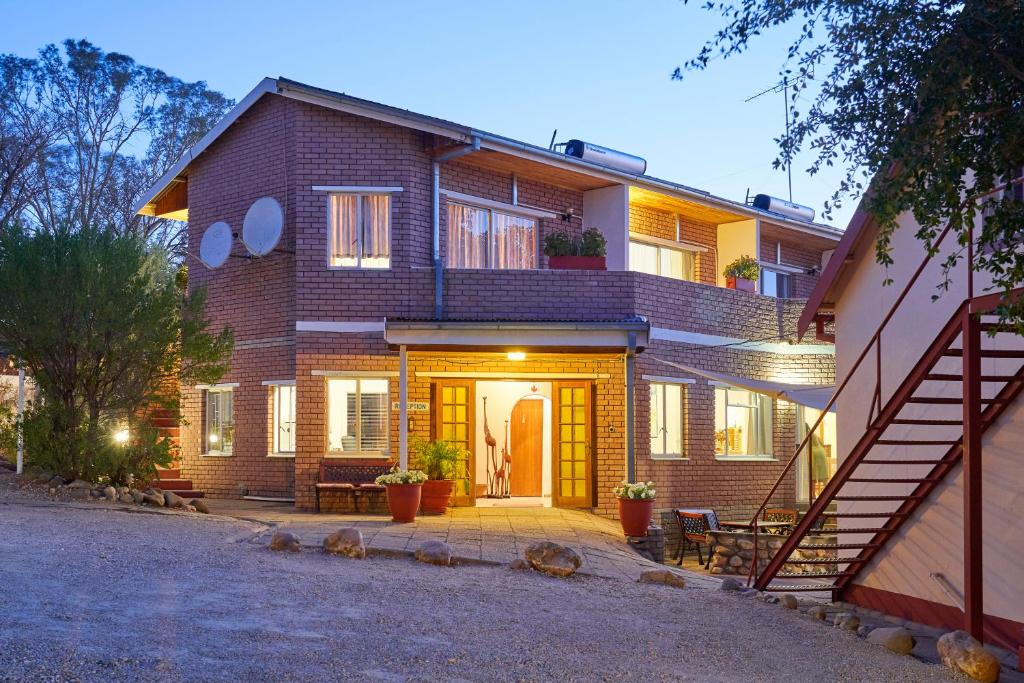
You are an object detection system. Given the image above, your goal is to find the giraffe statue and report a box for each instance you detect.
[483,397,500,497]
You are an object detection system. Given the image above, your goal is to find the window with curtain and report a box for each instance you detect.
[628,238,696,281]
[760,268,792,298]
[447,202,537,269]
[795,406,837,502]
[327,378,390,455]
[328,193,391,268]
[272,384,296,455]
[649,382,684,458]
[204,388,234,455]
[714,385,773,457]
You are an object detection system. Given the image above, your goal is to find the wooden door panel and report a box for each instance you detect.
[509,398,543,496]
[434,380,475,506]
[553,381,592,507]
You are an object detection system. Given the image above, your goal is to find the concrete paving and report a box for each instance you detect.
[205,499,721,587]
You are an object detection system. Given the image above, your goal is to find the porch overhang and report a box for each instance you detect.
[384,317,650,353]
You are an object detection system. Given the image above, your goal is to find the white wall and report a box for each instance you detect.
[474,381,552,498]
[832,211,1024,626]
[582,185,628,271]
[716,219,759,287]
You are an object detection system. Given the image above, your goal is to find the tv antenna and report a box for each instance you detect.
[745,76,797,202]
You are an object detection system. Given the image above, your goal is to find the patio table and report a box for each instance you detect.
[719,520,792,533]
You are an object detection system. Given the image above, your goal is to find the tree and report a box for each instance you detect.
[0,55,55,227]
[0,225,233,482]
[2,40,233,258]
[677,2,1024,318]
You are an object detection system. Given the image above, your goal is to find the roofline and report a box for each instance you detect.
[384,318,651,332]
[134,77,844,242]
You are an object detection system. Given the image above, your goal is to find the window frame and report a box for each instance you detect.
[268,382,296,457]
[628,234,698,282]
[446,199,539,270]
[713,383,775,460]
[759,266,792,299]
[325,376,391,458]
[648,381,686,460]
[203,385,236,457]
[326,191,394,270]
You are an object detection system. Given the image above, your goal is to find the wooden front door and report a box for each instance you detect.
[434,380,475,506]
[553,381,592,507]
[509,398,543,497]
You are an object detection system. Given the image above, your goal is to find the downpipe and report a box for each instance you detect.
[432,136,480,319]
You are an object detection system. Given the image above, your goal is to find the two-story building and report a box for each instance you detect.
[135,77,840,520]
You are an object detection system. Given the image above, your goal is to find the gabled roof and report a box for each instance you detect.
[135,77,845,241]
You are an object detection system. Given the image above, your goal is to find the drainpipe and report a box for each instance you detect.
[432,137,481,319]
[625,331,637,482]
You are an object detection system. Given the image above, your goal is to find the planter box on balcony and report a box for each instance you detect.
[548,255,606,271]
[726,276,756,293]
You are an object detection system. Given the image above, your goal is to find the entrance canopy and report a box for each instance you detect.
[385,317,650,352]
[648,357,835,412]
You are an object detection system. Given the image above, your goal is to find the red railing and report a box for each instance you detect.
[745,218,967,587]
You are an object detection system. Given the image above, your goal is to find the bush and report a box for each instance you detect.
[723,255,760,280]
[412,438,462,480]
[542,228,608,257]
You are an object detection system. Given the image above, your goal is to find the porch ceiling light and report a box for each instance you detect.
[507,351,526,361]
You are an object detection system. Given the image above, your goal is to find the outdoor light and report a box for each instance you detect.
[114,428,129,444]
[209,433,219,444]
[507,351,526,361]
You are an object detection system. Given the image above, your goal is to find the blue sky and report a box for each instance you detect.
[2,0,855,229]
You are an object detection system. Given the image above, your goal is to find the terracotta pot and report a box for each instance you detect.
[726,276,756,293]
[420,479,455,514]
[385,483,422,523]
[548,255,606,271]
[617,497,655,537]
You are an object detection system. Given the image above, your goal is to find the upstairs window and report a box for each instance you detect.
[204,387,235,455]
[649,382,684,458]
[329,193,391,268]
[760,267,792,298]
[327,378,390,455]
[629,237,696,281]
[271,384,296,455]
[714,385,773,458]
[447,202,537,269]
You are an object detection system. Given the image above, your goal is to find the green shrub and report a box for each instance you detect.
[543,228,608,258]
[723,255,760,280]
[412,438,462,480]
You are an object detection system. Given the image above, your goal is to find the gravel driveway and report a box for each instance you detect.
[0,483,959,682]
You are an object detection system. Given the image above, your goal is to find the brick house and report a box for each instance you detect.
[135,77,840,521]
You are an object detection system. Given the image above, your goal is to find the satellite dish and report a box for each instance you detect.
[241,196,283,257]
[199,222,233,269]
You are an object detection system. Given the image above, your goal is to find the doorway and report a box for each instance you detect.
[509,398,544,496]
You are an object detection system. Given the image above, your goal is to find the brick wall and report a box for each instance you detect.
[628,204,718,285]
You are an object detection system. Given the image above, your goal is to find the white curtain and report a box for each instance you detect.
[329,195,358,267]
[362,195,390,267]
[491,212,537,269]
[447,204,488,268]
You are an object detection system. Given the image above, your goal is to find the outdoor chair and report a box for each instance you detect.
[673,509,720,569]
[762,507,798,535]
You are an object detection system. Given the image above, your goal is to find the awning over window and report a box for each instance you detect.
[648,357,835,412]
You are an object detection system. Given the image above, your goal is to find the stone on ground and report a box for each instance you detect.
[118,493,134,504]
[936,630,1000,682]
[141,493,164,506]
[47,475,64,489]
[323,528,366,559]
[131,489,145,504]
[779,594,798,609]
[269,531,301,552]
[190,498,209,514]
[415,540,454,566]
[67,479,90,490]
[508,558,529,571]
[103,486,117,502]
[638,569,686,589]
[807,605,828,620]
[866,627,915,655]
[163,491,186,509]
[833,613,860,631]
[524,541,581,577]
[718,577,743,592]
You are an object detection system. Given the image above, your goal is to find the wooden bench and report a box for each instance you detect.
[315,461,393,513]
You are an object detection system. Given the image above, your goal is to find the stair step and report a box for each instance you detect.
[944,349,1024,358]
[157,468,181,479]
[166,490,205,499]
[874,439,959,445]
[797,543,880,550]
[764,584,837,592]
[847,477,937,484]
[783,557,867,564]
[890,418,962,425]
[156,478,195,490]
[924,373,1018,382]
[833,495,924,501]
[859,460,948,465]
[828,527,898,534]
[820,512,909,519]
[776,570,858,579]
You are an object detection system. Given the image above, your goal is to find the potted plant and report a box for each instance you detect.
[375,466,428,522]
[544,227,607,270]
[723,255,760,292]
[414,438,461,514]
[612,480,656,537]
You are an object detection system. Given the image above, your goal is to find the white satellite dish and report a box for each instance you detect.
[199,221,233,269]
[241,196,283,257]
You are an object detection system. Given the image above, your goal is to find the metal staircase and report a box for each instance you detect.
[744,219,1024,641]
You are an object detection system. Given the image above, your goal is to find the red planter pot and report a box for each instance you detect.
[548,255,606,270]
[420,479,455,514]
[726,276,756,293]
[385,484,423,523]
[617,497,655,537]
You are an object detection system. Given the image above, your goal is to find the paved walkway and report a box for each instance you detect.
[205,499,719,587]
